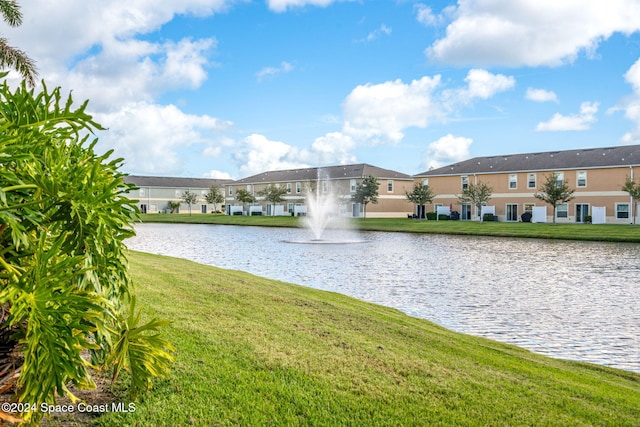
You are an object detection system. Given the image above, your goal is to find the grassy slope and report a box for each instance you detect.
[95,251,640,426]
[138,214,640,243]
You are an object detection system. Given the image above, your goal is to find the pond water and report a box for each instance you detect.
[127,223,640,373]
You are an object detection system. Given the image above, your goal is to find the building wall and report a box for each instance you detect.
[134,186,225,214]
[226,177,415,218]
[418,165,640,223]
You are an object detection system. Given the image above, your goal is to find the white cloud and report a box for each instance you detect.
[423,134,473,170]
[311,132,357,164]
[453,68,515,103]
[203,170,234,179]
[266,0,351,12]
[94,102,232,175]
[256,61,294,82]
[203,146,223,157]
[536,101,599,131]
[414,4,439,26]
[342,76,443,143]
[616,58,640,143]
[427,1,640,67]
[234,134,311,176]
[526,87,558,103]
[360,24,392,42]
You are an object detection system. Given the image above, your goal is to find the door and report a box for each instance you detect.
[506,204,518,221]
[460,204,471,220]
[140,204,147,214]
[576,204,589,223]
[201,205,207,214]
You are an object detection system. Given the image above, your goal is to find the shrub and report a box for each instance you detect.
[438,214,450,221]
[483,213,495,222]
[426,212,437,220]
[0,78,173,423]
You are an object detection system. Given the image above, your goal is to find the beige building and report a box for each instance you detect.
[414,145,640,223]
[226,163,414,218]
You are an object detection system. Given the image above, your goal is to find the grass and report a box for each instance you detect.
[91,251,640,426]
[139,213,640,243]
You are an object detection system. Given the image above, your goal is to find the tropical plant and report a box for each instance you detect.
[534,173,575,223]
[405,182,436,218]
[181,190,198,215]
[257,184,288,216]
[234,188,255,215]
[205,185,225,213]
[458,181,493,221]
[352,175,379,219]
[167,200,181,213]
[621,176,640,224]
[0,77,173,424]
[0,0,37,86]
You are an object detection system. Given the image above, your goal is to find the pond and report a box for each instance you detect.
[127,223,640,373]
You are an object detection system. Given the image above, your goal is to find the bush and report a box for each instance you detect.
[438,214,450,221]
[0,78,173,423]
[426,212,437,220]
[482,213,495,222]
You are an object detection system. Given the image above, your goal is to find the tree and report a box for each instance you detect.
[257,183,288,216]
[458,181,493,221]
[167,200,181,213]
[181,190,198,216]
[0,78,173,424]
[534,173,575,223]
[352,175,379,219]
[205,185,225,213]
[0,1,37,86]
[405,182,436,219]
[235,188,255,215]
[621,176,640,224]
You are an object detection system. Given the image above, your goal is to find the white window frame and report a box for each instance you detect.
[387,180,394,192]
[616,203,630,219]
[576,171,587,188]
[228,187,233,196]
[508,174,517,190]
[139,188,146,197]
[421,178,429,186]
[296,182,301,194]
[527,173,536,189]
[286,183,292,193]
[322,181,329,193]
[555,172,564,187]
[461,176,469,190]
[175,189,182,198]
[350,179,357,192]
[556,203,568,219]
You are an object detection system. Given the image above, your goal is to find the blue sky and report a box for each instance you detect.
[7,1,640,178]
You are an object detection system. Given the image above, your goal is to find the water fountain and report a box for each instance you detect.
[285,171,365,244]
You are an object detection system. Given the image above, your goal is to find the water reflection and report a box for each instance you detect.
[127,223,640,373]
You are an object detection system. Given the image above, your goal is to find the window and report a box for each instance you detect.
[246,184,252,191]
[286,183,292,193]
[524,203,534,213]
[509,174,517,189]
[422,178,429,186]
[577,171,587,187]
[350,179,357,192]
[201,190,207,197]
[139,188,145,197]
[461,176,469,190]
[387,180,394,192]
[506,204,518,221]
[175,189,181,197]
[228,187,233,196]
[616,203,629,219]
[287,203,294,213]
[556,203,568,219]
[555,172,564,187]
[322,181,329,193]
[528,173,536,189]
[296,182,301,194]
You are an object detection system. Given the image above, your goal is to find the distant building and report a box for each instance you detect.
[227,163,414,218]
[414,144,640,223]
[123,175,234,214]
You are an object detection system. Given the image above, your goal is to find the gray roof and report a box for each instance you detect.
[124,175,234,188]
[233,163,412,184]
[416,144,640,176]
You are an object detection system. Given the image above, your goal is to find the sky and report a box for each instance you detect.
[5,0,640,179]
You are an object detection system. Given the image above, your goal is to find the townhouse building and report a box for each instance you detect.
[226,163,414,218]
[123,175,234,214]
[414,144,640,223]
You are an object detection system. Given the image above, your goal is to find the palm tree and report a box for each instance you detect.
[0,1,37,86]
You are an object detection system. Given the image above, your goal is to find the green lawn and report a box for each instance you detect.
[92,251,640,426]
[139,213,640,243]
